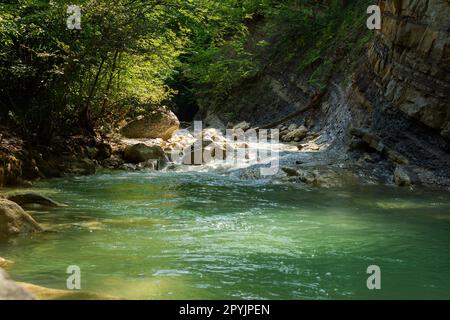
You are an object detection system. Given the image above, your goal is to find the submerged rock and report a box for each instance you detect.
[121,108,180,140]
[7,193,67,208]
[0,199,43,239]
[0,268,36,300]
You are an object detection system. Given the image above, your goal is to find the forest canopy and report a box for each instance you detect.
[0,0,365,141]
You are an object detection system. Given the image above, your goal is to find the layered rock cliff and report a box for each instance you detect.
[355,0,449,138]
[350,0,450,188]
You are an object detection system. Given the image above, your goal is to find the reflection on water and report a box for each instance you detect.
[1,170,450,299]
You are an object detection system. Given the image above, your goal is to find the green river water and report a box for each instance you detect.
[1,170,450,299]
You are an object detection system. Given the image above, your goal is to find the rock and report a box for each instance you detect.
[182,145,203,166]
[101,155,124,169]
[67,158,96,176]
[350,128,409,165]
[0,268,36,300]
[359,1,450,139]
[394,166,412,187]
[7,193,67,208]
[123,144,161,164]
[182,142,228,165]
[95,143,112,161]
[204,113,226,132]
[0,257,14,269]
[288,124,298,131]
[233,121,251,132]
[0,198,43,239]
[121,108,180,140]
[282,126,308,142]
[120,163,138,171]
[36,158,63,178]
[123,144,167,165]
[137,159,159,170]
[281,167,299,177]
[85,146,98,159]
[296,168,358,188]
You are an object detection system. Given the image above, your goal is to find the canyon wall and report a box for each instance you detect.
[355,0,450,139]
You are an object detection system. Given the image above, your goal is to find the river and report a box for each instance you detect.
[1,169,450,299]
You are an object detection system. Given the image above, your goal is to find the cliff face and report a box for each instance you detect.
[360,0,450,138]
[349,0,450,188]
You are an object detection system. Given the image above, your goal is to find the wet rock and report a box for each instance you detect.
[394,166,412,187]
[101,155,124,169]
[0,257,14,269]
[281,167,299,177]
[67,158,96,176]
[0,268,36,300]
[123,144,167,165]
[296,168,358,189]
[137,159,159,170]
[121,108,180,140]
[0,199,43,239]
[7,193,67,208]
[120,163,138,171]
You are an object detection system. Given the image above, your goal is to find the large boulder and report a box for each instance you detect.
[123,144,167,165]
[0,268,36,300]
[0,198,43,239]
[121,108,180,140]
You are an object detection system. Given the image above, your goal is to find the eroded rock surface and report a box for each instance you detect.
[0,198,43,239]
[121,108,180,140]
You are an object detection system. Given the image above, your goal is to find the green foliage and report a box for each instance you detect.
[181,0,373,105]
[0,0,196,138]
[0,0,374,138]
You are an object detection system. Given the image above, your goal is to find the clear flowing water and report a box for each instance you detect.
[1,170,450,299]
